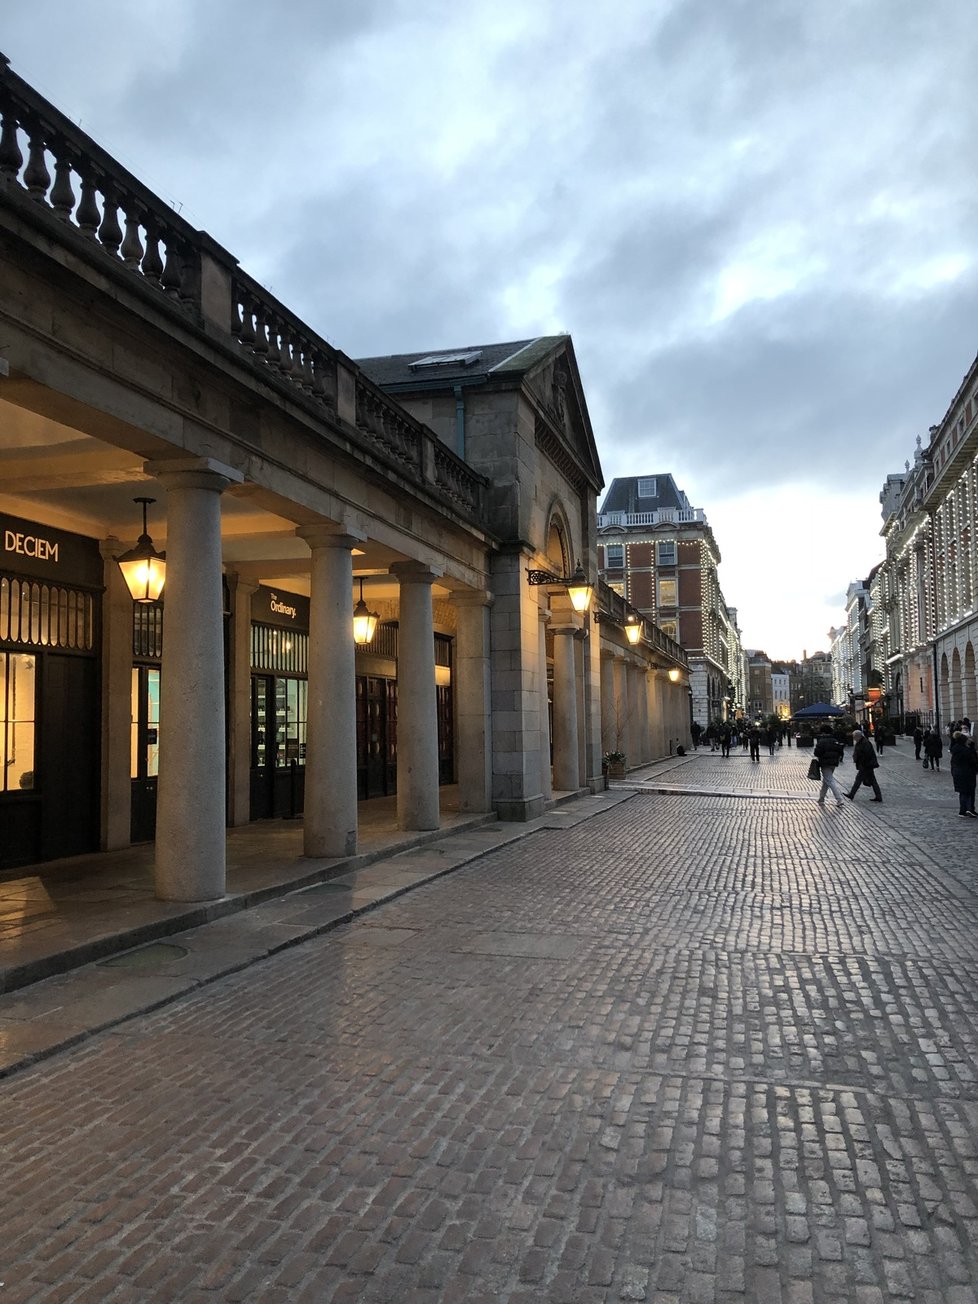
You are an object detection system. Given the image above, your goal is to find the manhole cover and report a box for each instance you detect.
[99,941,188,969]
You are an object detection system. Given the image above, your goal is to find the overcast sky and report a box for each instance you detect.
[6,1,978,660]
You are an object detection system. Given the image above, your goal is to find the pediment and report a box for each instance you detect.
[524,340,603,494]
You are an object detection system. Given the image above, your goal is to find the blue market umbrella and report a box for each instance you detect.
[792,702,844,717]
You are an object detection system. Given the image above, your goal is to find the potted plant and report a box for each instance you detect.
[603,750,627,779]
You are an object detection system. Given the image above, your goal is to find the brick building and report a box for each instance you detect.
[596,474,745,726]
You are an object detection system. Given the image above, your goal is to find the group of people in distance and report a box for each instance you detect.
[813,718,977,817]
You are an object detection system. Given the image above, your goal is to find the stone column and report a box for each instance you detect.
[451,589,493,813]
[638,666,652,765]
[551,624,581,791]
[628,662,644,761]
[99,538,135,851]
[600,649,616,756]
[538,606,553,803]
[298,526,362,858]
[146,457,242,902]
[392,561,441,830]
[226,574,257,828]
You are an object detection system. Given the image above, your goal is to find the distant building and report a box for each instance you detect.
[596,475,744,724]
[747,650,774,719]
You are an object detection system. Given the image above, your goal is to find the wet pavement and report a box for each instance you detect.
[4,739,978,1301]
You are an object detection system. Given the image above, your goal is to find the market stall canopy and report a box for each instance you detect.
[792,702,845,717]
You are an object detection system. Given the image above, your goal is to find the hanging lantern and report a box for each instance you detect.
[352,577,379,645]
[117,497,166,603]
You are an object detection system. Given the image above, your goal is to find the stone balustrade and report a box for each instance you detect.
[0,51,488,527]
[0,53,202,307]
[596,580,688,667]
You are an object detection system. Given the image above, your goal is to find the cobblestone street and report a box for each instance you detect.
[5,742,978,1302]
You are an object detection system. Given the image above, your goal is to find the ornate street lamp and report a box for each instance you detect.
[526,560,594,613]
[624,613,643,645]
[116,497,166,603]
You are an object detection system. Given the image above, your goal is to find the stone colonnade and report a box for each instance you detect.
[104,462,494,903]
[600,651,689,768]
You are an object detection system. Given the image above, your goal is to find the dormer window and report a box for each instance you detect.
[637,477,657,498]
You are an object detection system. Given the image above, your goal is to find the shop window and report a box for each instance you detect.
[276,677,307,766]
[0,652,36,792]
[0,576,94,650]
[251,625,309,674]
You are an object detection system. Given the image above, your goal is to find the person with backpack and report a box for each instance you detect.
[813,725,846,806]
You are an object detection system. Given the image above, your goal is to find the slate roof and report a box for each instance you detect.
[598,475,689,516]
[356,337,567,389]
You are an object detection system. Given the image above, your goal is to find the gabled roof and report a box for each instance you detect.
[357,335,603,493]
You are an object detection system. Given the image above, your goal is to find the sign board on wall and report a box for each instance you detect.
[0,512,103,586]
[251,585,310,631]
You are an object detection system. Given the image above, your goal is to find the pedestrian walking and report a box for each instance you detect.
[913,724,923,760]
[950,730,978,817]
[924,729,943,772]
[874,727,884,755]
[720,725,731,758]
[813,725,846,806]
[767,727,776,756]
[749,726,761,762]
[847,729,882,802]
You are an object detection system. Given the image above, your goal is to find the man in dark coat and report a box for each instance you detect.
[847,729,882,801]
[923,728,943,772]
[813,725,846,805]
[913,725,924,760]
[949,731,978,817]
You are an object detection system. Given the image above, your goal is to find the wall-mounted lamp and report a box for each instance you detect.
[352,577,380,645]
[117,497,166,603]
[668,667,682,683]
[624,613,643,645]
[527,560,594,614]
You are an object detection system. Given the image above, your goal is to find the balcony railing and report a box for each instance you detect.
[598,508,706,528]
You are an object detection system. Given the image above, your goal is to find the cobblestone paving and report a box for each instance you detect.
[6,748,978,1301]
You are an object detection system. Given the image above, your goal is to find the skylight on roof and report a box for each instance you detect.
[408,350,483,370]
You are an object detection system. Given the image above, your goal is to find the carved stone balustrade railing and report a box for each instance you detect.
[0,52,202,308]
[0,51,490,530]
[232,270,339,414]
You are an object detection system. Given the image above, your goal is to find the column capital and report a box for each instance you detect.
[450,589,493,609]
[391,560,442,585]
[297,523,365,551]
[99,536,124,561]
[552,624,584,639]
[144,456,244,493]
